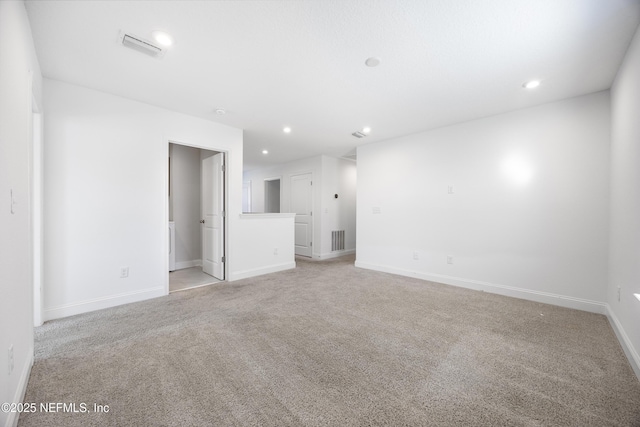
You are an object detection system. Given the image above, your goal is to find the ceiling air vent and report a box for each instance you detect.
[120,32,165,58]
[351,131,366,138]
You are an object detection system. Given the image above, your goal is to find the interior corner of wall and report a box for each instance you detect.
[605,304,640,380]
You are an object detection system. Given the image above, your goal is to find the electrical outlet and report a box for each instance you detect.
[273,247,279,255]
[447,185,455,194]
[413,251,419,260]
[120,267,129,278]
[8,345,14,375]
[617,286,621,302]
[447,255,453,265]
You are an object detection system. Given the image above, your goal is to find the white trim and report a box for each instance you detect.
[6,349,33,427]
[230,262,296,281]
[165,141,170,296]
[354,261,607,314]
[174,259,202,270]
[317,249,356,260]
[605,304,640,380]
[43,286,165,321]
[31,102,43,327]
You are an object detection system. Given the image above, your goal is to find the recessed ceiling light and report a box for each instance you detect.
[362,127,371,134]
[365,57,381,67]
[215,108,226,115]
[522,80,541,89]
[152,31,173,47]
[262,150,269,155]
[283,127,291,133]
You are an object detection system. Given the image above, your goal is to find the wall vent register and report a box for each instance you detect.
[331,230,345,252]
[120,32,165,58]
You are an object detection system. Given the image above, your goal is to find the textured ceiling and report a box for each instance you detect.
[25,0,640,170]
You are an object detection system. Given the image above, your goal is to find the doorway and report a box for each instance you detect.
[264,178,281,213]
[168,143,226,293]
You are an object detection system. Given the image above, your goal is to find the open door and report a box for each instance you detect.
[202,152,225,280]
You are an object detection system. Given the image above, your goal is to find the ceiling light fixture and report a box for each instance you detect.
[152,31,173,47]
[362,127,371,134]
[283,127,291,133]
[365,57,381,67]
[634,293,640,302]
[215,108,226,115]
[523,80,541,89]
[262,150,269,155]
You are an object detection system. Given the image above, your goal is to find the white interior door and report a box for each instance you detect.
[291,173,313,257]
[202,153,224,280]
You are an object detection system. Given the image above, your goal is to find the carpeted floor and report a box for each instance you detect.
[19,255,640,426]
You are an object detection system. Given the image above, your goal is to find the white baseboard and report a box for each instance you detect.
[353,262,640,379]
[175,259,201,270]
[43,286,165,321]
[230,262,296,281]
[317,249,355,260]
[354,261,607,314]
[605,304,640,380]
[5,348,33,427]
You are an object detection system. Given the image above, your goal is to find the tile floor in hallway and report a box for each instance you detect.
[169,266,220,293]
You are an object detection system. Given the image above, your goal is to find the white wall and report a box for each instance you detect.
[357,92,611,313]
[234,213,296,279]
[245,155,321,214]
[609,24,640,378]
[320,156,357,256]
[244,155,357,259]
[0,2,42,426]
[169,143,202,268]
[43,79,249,320]
[244,155,322,253]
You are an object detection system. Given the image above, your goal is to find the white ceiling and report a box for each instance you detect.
[25,0,640,170]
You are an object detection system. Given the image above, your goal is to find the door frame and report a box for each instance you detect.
[31,93,44,326]
[264,176,282,213]
[164,140,228,295]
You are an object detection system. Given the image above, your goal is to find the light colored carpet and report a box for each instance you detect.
[19,255,640,426]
